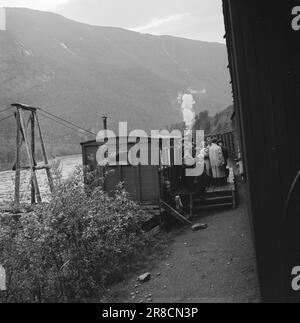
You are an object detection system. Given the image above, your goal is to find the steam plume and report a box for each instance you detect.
[178,90,196,131]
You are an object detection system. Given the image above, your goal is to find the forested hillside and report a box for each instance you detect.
[1,8,232,170]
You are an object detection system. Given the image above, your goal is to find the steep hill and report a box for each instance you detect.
[0,7,232,169]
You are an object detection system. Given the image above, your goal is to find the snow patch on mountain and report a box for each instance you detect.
[15,39,33,56]
[24,49,32,56]
[60,42,76,56]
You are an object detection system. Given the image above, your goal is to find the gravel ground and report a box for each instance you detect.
[106,184,261,303]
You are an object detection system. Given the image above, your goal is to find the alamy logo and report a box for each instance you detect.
[292,6,300,31]
[291,267,300,291]
[0,7,6,31]
[96,122,206,177]
[0,265,6,291]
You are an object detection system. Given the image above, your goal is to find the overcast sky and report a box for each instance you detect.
[0,0,225,43]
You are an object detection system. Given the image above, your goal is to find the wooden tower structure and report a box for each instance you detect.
[12,103,54,209]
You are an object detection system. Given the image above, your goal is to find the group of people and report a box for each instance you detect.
[162,137,231,206]
[200,137,229,186]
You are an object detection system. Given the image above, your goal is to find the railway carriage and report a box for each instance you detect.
[223,0,300,302]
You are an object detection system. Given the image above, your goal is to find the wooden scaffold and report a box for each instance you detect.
[12,103,54,209]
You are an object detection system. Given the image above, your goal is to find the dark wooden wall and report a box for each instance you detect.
[217,132,236,157]
[81,141,160,205]
[223,0,300,302]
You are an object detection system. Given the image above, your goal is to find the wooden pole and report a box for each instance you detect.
[12,116,32,170]
[31,112,36,204]
[160,200,192,225]
[35,113,54,193]
[137,165,142,203]
[14,109,21,209]
[19,109,41,203]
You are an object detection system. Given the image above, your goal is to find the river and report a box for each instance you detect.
[0,155,82,206]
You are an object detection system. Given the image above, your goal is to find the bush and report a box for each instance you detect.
[0,167,153,303]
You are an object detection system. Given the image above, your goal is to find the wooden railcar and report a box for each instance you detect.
[81,132,237,226]
[81,137,162,217]
[223,0,300,302]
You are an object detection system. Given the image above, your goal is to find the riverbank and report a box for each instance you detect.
[0,155,82,205]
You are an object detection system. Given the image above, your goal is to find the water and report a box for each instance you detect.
[0,155,82,206]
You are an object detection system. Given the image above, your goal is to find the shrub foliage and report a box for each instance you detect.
[0,167,152,303]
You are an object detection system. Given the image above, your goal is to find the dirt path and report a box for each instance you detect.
[107,184,260,303]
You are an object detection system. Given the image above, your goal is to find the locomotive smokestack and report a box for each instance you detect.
[102,116,107,130]
[102,116,108,139]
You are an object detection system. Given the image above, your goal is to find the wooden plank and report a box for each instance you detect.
[14,109,21,209]
[206,183,235,194]
[20,165,51,171]
[31,112,36,204]
[194,203,233,211]
[19,109,41,203]
[160,200,192,225]
[36,113,54,193]
[194,196,233,203]
[34,165,51,170]
[12,115,32,170]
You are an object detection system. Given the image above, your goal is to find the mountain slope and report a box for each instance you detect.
[0,8,232,168]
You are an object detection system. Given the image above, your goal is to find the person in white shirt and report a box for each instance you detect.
[209,138,226,184]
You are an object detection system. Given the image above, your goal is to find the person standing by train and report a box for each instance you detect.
[209,138,226,185]
[218,140,229,167]
[199,141,211,177]
[218,139,229,180]
[195,142,211,191]
[205,137,213,177]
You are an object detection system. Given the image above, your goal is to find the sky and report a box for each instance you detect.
[0,0,225,43]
